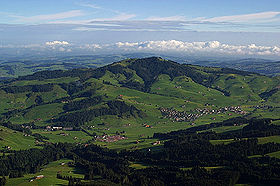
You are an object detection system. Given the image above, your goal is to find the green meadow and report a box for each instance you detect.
[6,159,84,186]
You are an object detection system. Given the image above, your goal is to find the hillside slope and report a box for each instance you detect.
[0,57,280,150]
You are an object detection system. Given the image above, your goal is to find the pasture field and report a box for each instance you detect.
[0,126,37,150]
[6,159,84,186]
[34,130,93,144]
[257,136,280,144]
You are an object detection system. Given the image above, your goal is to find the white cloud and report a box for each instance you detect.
[80,44,102,51]
[44,41,71,52]
[111,40,280,57]
[146,16,187,21]
[1,40,280,57]
[49,16,136,24]
[12,10,84,23]
[203,11,280,23]
[45,41,70,46]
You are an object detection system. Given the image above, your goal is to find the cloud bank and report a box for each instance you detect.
[45,41,70,46]
[1,40,279,59]
[112,40,280,57]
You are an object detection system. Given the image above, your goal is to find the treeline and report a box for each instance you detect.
[205,67,255,76]
[59,82,91,95]
[16,68,101,81]
[70,140,280,185]
[63,96,102,112]
[1,122,32,135]
[68,144,241,186]
[0,143,75,177]
[145,138,280,185]
[56,174,82,185]
[2,84,54,93]
[161,138,280,165]
[49,89,97,107]
[154,117,280,140]
[57,100,144,127]
[120,80,145,91]
[0,122,49,142]
[0,177,6,186]
[104,64,133,79]
[32,133,49,142]
[1,137,280,185]
[14,65,119,82]
[212,86,231,96]
[259,88,279,100]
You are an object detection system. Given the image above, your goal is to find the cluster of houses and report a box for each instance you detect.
[45,126,73,131]
[159,106,246,122]
[96,135,127,142]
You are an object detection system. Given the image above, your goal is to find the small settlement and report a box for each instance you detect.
[96,135,127,143]
[160,106,246,122]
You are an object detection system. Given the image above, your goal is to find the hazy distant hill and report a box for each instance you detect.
[191,58,280,76]
[1,54,279,79]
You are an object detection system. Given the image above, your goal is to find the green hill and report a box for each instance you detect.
[0,57,280,151]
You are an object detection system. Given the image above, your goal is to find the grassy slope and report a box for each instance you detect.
[6,159,84,186]
[150,74,238,107]
[0,126,37,150]
[36,130,92,144]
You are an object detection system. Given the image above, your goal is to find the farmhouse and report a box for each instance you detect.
[52,126,62,130]
[96,135,127,142]
[36,175,44,179]
[152,141,161,145]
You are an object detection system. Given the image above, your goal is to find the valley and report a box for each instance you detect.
[0,57,280,185]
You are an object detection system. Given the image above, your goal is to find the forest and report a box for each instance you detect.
[1,118,280,185]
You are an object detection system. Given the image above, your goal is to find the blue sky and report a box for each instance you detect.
[0,0,280,59]
[1,0,280,31]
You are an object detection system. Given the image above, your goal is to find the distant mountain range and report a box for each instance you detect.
[190,58,280,76]
[0,53,279,79]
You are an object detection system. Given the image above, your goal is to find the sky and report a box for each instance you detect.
[0,0,280,59]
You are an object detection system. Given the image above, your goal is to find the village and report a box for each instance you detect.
[95,134,127,143]
[159,106,246,122]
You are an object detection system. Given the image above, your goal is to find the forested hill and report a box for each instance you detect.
[5,57,268,90]
[5,57,279,97]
